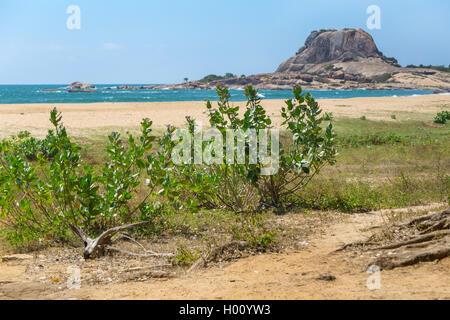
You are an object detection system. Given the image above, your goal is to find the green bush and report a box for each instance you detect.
[433,111,450,124]
[170,245,201,266]
[195,86,338,211]
[0,86,337,247]
[0,108,175,245]
[4,131,58,161]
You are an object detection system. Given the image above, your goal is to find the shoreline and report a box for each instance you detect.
[1,94,449,138]
[0,90,446,105]
[0,86,441,105]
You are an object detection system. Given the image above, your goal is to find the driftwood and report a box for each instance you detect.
[69,221,172,259]
[336,207,450,270]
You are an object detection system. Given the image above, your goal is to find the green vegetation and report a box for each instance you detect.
[170,245,201,266]
[406,64,450,73]
[0,86,336,249]
[304,118,450,212]
[373,73,392,83]
[231,215,277,249]
[385,57,398,64]
[1,87,449,260]
[324,112,333,121]
[434,110,450,124]
[0,109,178,246]
[199,73,236,83]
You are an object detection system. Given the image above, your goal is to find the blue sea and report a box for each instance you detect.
[0,85,435,104]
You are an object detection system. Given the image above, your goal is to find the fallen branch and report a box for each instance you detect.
[69,221,151,259]
[106,247,174,258]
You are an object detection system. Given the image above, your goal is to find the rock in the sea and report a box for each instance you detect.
[433,89,450,94]
[67,82,96,89]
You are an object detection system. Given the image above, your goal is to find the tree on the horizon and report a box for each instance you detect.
[184,77,189,82]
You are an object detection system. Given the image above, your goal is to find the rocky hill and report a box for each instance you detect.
[136,28,450,91]
[276,28,390,73]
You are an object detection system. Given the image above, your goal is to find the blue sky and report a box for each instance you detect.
[1,0,449,84]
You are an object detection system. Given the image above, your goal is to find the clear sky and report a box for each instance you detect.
[1,0,449,84]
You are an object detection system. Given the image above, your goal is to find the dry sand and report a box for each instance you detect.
[1,94,449,138]
[1,204,448,299]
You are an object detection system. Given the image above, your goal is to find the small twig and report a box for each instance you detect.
[106,246,174,257]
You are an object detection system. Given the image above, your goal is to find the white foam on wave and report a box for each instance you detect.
[39,90,62,93]
[257,93,265,98]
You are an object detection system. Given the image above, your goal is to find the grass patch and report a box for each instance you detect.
[283,118,450,212]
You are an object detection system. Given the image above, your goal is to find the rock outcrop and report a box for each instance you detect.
[277,28,386,72]
[121,28,450,91]
[67,82,96,90]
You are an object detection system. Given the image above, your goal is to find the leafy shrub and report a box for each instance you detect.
[192,86,338,212]
[2,131,58,161]
[0,108,174,245]
[433,111,450,124]
[324,112,334,121]
[170,245,201,266]
[259,87,337,210]
[0,86,337,248]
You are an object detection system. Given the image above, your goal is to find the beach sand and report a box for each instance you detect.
[1,94,449,137]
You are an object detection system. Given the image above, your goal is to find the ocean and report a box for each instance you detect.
[0,85,435,104]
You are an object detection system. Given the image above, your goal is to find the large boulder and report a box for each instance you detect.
[67,82,96,89]
[276,28,384,73]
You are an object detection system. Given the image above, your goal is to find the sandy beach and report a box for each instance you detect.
[1,94,449,138]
